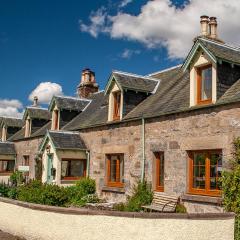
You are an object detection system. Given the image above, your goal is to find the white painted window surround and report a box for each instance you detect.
[108,82,123,122]
[189,50,217,107]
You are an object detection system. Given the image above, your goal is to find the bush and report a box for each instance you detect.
[10,171,24,186]
[66,178,98,206]
[114,181,153,212]
[17,180,69,206]
[0,183,11,197]
[176,203,187,213]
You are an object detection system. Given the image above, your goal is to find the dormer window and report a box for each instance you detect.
[52,109,59,130]
[113,91,121,121]
[25,117,31,138]
[197,65,212,104]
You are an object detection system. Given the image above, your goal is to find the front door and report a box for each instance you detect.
[47,154,53,183]
[155,152,164,192]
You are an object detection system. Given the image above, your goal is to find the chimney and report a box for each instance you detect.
[77,68,99,98]
[209,17,218,39]
[33,96,39,107]
[200,15,209,37]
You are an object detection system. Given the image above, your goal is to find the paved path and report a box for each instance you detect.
[0,230,25,240]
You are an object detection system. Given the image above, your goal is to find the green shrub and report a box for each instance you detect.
[17,180,69,206]
[176,203,187,213]
[117,181,153,212]
[0,183,11,197]
[7,187,18,199]
[10,171,24,186]
[66,178,98,206]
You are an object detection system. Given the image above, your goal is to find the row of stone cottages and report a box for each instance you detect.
[0,16,240,213]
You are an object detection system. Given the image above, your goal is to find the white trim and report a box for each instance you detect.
[151,80,161,94]
[27,106,48,111]
[112,70,160,82]
[82,100,92,111]
[49,130,80,135]
[199,37,240,52]
[92,90,104,95]
[147,64,182,77]
[54,95,91,102]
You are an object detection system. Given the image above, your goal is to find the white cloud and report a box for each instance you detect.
[79,7,109,38]
[28,82,63,104]
[0,99,23,118]
[80,0,240,59]
[119,0,133,8]
[121,48,141,59]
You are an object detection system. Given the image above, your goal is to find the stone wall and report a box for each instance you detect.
[79,102,240,212]
[0,197,235,240]
[14,137,43,179]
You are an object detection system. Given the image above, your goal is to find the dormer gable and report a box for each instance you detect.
[23,107,50,138]
[0,117,23,141]
[105,71,160,122]
[49,96,91,131]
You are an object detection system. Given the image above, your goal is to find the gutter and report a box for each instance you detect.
[86,150,90,177]
[141,117,145,183]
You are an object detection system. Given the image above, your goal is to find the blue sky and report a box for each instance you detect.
[0,0,239,117]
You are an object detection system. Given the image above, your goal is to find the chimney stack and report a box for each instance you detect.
[200,15,209,37]
[77,68,99,99]
[209,17,218,39]
[33,96,39,107]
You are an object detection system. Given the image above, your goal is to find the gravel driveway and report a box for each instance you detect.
[0,230,25,240]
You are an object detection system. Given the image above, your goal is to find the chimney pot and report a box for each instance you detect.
[209,16,218,39]
[200,15,210,37]
[33,96,38,107]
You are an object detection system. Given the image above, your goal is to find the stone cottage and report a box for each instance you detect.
[1,16,240,213]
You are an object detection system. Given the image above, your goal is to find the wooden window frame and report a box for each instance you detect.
[0,160,15,175]
[188,150,222,197]
[106,154,124,188]
[61,158,87,181]
[23,155,30,166]
[54,110,59,130]
[113,91,121,121]
[155,152,164,192]
[196,64,212,105]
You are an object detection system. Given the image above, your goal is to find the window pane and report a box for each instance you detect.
[201,67,212,100]
[71,160,85,177]
[108,154,124,184]
[61,161,69,178]
[193,153,205,189]
[0,160,14,172]
[210,153,222,190]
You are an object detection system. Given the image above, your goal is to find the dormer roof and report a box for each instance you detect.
[48,96,90,112]
[0,117,23,128]
[105,71,160,95]
[23,107,51,121]
[182,37,240,71]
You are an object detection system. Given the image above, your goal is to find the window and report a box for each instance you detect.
[23,155,30,166]
[197,65,212,104]
[61,159,86,180]
[106,154,124,187]
[113,91,121,120]
[25,118,31,137]
[0,160,15,174]
[188,150,222,196]
[155,152,164,192]
[53,110,59,130]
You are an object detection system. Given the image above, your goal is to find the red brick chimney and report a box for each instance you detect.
[77,68,99,98]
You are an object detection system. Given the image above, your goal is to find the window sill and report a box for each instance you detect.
[182,194,222,205]
[0,172,13,176]
[61,180,77,184]
[102,186,125,194]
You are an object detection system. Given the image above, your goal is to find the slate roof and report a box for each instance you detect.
[199,38,240,65]
[63,91,108,131]
[7,128,25,141]
[49,96,90,112]
[48,131,87,150]
[31,121,51,138]
[106,71,159,93]
[0,117,23,128]
[24,107,51,120]
[0,142,16,155]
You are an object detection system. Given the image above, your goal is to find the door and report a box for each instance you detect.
[155,152,164,192]
[47,154,53,183]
